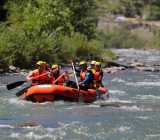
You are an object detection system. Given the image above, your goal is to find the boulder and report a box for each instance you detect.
[104,66,126,74]
[136,67,160,72]
[8,65,21,73]
[130,62,145,67]
[9,65,17,72]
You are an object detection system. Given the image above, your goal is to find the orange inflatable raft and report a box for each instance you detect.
[20,85,108,103]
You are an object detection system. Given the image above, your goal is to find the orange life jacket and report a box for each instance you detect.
[57,76,65,85]
[50,75,68,85]
[94,70,103,88]
[32,69,49,85]
[80,71,86,81]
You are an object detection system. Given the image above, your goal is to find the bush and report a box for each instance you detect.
[60,33,104,62]
[0,25,106,68]
[0,25,64,68]
[0,0,103,69]
[143,5,160,20]
[99,26,144,49]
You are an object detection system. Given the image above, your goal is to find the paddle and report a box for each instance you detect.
[71,62,85,102]
[7,80,27,90]
[71,62,80,90]
[7,72,50,90]
[52,72,66,84]
[16,84,32,97]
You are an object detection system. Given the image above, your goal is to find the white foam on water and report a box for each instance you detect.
[9,122,88,140]
[105,98,132,103]
[111,78,126,83]
[65,103,99,110]
[114,126,131,132]
[7,97,53,106]
[119,105,152,112]
[94,98,133,107]
[135,95,160,100]
[147,56,160,61]
[148,74,159,78]
[57,121,89,136]
[54,101,66,106]
[10,133,20,138]
[126,81,160,87]
[7,97,32,106]
[87,104,101,108]
[120,105,141,111]
[46,121,88,138]
[136,116,149,120]
[10,132,54,140]
[72,125,88,136]
[146,134,160,138]
[44,121,85,133]
[33,102,53,106]
[65,106,75,110]
[53,101,76,108]
[108,89,127,96]
[25,132,54,139]
[9,124,66,139]
[94,98,133,104]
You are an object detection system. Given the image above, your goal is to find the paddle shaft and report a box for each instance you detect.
[71,62,80,90]
[7,71,50,90]
[28,71,50,81]
[52,72,65,84]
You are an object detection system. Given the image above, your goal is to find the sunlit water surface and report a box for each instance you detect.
[0,49,160,140]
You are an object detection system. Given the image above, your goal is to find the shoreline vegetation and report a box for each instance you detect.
[0,0,160,72]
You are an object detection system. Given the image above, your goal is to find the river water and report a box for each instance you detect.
[0,49,160,140]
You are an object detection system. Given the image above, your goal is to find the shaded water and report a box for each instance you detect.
[0,49,160,140]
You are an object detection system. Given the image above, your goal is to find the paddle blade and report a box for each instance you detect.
[16,85,31,97]
[7,80,26,90]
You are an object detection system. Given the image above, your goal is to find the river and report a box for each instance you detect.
[0,49,160,140]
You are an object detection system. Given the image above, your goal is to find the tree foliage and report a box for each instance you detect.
[99,26,144,49]
[0,0,101,69]
[64,0,98,39]
[97,0,160,20]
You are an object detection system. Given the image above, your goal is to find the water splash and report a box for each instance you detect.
[108,89,127,96]
[114,126,131,132]
[111,78,126,83]
[134,95,160,100]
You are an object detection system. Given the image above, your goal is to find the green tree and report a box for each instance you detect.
[145,0,160,20]
[0,0,101,69]
[64,0,98,39]
[7,0,73,35]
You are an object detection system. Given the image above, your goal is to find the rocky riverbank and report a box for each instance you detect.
[0,65,29,75]
[104,48,160,73]
[1,48,160,75]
